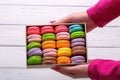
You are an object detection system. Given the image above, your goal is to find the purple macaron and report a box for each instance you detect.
[71,38,85,47]
[71,56,85,64]
[27,48,42,57]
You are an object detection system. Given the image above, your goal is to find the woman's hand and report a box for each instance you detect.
[52,64,88,78]
[53,11,97,32]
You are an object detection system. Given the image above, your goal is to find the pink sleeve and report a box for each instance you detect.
[88,59,120,80]
[87,0,120,27]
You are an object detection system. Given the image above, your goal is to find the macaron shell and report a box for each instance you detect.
[57,56,71,64]
[42,57,57,64]
[72,49,86,56]
[27,56,42,65]
[57,35,70,40]
[69,24,83,30]
[57,40,70,48]
[27,48,42,57]
[42,40,56,49]
[71,56,85,64]
[27,26,40,35]
[27,42,41,50]
[43,48,57,54]
[72,46,86,51]
[43,52,57,57]
[55,25,68,33]
[42,60,56,64]
[42,33,56,41]
[71,42,85,47]
[71,38,85,43]
[71,31,85,39]
[28,38,41,43]
[27,34,41,39]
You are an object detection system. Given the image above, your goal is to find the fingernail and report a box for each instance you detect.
[52,66,61,71]
[50,20,56,23]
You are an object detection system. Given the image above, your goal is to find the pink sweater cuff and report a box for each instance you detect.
[87,0,120,27]
[88,59,120,80]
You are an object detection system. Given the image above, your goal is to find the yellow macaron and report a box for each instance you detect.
[57,48,71,57]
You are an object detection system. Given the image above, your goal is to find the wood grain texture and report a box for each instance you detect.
[0,0,98,6]
[0,5,120,26]
[0,25,120,47]
[0,47,120,68]
[0,0,120,80]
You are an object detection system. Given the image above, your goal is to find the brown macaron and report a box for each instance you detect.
[72,46,86,56]
[42,57,57,64]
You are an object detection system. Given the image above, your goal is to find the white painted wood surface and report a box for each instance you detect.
[0,0,120,80]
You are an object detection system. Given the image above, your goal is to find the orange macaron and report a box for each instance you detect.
[42,40,56,49]
[56,40,70,48]
[57,56,71,64]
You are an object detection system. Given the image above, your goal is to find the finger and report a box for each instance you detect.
[53,16,72,24]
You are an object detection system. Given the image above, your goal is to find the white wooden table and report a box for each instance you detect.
[0,0,120,80]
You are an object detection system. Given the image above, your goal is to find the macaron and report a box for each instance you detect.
[69,24,83,33]
[43,48,57,57]
[27,42,41,50]
[42,40,56,49]
[58,48,72,57]
[27,48,42,57]
[41,26,54,34]
[42,57,57,64]
[27,56,42,65]
[57,56,71,64]
[55,25,68,33]
[27,34,41,42]
[70,31,85,39]
[42,33,56,41]
[57,40,70,48]
[71,38,85,47]
[71,56,85,64]
[27,26,40,35]
[72,46,86,56]
[56,32,70,40]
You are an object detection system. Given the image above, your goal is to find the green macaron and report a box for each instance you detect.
[71,31,85,39]
[27,56,42,65]
[42,33,56,41]
[27,42,41,50]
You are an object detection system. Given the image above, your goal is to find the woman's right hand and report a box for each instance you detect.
[53,11,97,32]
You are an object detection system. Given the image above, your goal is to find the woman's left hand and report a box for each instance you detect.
[51,64,89,78]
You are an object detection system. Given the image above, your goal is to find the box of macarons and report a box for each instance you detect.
[26,23,88,68]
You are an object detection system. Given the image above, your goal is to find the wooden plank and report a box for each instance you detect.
[87,27,120,47]
[0,25,120,47]
[0,0,98,6]
[0,25,26,45]
[0,5,120,26]
[0,47,120,68]
[0,68,89,80]
[0,47,26,68]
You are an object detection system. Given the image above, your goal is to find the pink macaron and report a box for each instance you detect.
[41,26,54,34]
[43,48,57,57]
[27,34,41,42]
[56,32,70,40]
[55,25,68,34]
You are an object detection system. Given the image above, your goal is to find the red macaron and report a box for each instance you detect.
[41,26,54,34]
[27,26,40,35]
[55,25,68,34]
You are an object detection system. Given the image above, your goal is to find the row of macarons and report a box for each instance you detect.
[27,24,84,35]
[27,46,86,58]
[27,31,85,43]
[27,38,85,50]
[27,48,86,65]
